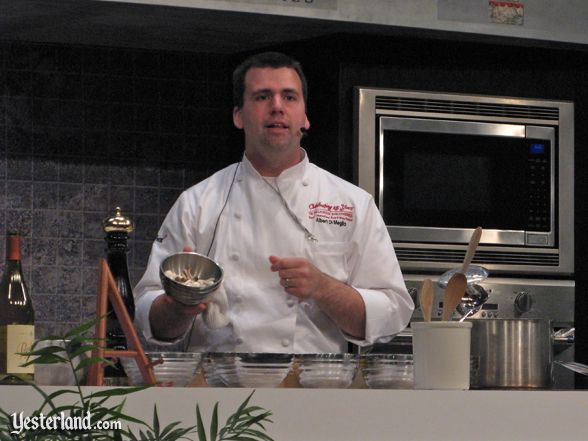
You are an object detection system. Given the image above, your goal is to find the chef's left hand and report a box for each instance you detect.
[269,255,327,299]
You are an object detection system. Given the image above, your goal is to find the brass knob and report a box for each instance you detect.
[103,207,134,233]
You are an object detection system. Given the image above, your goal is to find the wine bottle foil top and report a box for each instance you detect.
[103,207,134,233]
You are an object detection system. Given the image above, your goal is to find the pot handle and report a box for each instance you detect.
[552,327,575,343]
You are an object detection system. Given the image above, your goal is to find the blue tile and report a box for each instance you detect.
[84,160,110,184]
[82,211,105,239]
[59,160,83,183]
[82,266,98,296]
[32,209,60,237]
[31,265,59,294]
[83,183,109,212]
[55,294,81,322]
[110,186,133,213]
[6,209,33,237]
[57,265,83,294]
[6,181,32,208]
[110,160,137,186]
[33,157,59,181]
[6,157,32,180]
[135,186,158,214]
[82,239,103,267]
[58,183,84,210]
[33,182,59,209]
[135,163,160,187]
[32,237,57,265]
[60,211,83,238]
[133,214,159,242]
[57,238,82,266]
[33,295,57,322]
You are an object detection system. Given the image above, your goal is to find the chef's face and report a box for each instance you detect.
[233,67,309,159]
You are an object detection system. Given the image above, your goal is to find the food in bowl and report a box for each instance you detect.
[159,252,223,305]
[163,267,216,288]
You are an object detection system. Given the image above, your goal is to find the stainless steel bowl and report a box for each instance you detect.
[296,353,358,389]
[204,352,293,388]
[361,354,414,389]
[121,352,202,387]
[160,252,223,305]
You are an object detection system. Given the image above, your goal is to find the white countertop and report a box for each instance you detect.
[1,386,587,441]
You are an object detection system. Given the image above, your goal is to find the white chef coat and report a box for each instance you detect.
[134,151,413,353]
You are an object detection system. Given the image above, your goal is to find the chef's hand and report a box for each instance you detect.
[149,245,207,341]
[269,254,367,339]
[268,255,327,300]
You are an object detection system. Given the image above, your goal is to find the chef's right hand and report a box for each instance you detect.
[154,293,207,317]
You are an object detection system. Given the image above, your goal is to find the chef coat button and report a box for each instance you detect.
[281,338,291,347]
[234,212,242,219]
[230,253,239,261]
[286,297,296,307]
[302,179,309,186]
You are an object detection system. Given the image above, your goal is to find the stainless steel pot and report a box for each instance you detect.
[469,319,553,389]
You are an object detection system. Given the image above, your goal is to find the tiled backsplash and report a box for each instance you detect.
[0,41,239,338]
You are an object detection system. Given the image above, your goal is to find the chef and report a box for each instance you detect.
[134,51,413,353]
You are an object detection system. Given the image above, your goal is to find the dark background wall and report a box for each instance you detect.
[1,33,586,385]
[0,41,239,338]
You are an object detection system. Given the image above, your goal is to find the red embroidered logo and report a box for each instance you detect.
[308,202,354,227]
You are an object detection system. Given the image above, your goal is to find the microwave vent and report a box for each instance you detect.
[396,247,560,267]
[375,96,560,121]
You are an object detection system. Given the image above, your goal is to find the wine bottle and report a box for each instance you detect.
[102,207,135,385]
[0,232,35,385]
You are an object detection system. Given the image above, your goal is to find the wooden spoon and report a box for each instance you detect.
[419,279,434,322]
[462,226,483,274]
[441,272,467,321]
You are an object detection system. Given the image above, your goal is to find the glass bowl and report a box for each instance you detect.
[121,352,201,387]
[361,354,414,389]
[296,353,358,389]
[205,353,293,388]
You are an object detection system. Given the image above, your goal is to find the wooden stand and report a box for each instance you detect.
[87,258,159,386]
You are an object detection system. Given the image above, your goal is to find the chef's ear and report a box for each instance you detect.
[233,106,243,129]
[304,116,310,131]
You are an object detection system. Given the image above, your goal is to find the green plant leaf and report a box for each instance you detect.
[87,386,148,400]
[152,404,160,437]
[196,404,207,441]
[63,314,108,338]
[210,402,219,441]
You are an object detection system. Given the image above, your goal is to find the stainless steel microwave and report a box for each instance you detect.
[354,88,574,276]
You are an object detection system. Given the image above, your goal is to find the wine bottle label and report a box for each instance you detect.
[0,325,34,374]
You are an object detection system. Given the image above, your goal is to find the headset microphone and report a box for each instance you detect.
[300,127,308,138]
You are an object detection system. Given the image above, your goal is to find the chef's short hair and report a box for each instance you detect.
[232,51,308,109]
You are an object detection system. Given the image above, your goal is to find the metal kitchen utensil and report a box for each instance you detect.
[555,361,588,376]
[419,279,434,322]
[458,284,489,321]
[442,273,467,321]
